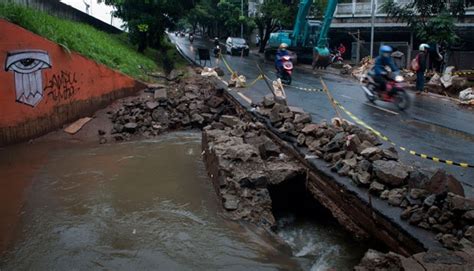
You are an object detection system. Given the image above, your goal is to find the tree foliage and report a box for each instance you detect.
[381,0,472,46]
[98,0,194,52]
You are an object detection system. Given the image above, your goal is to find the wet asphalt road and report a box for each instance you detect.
[170,34,474,197]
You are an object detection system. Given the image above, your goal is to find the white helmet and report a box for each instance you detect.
[279,43,289,50]
[419,43,430,51]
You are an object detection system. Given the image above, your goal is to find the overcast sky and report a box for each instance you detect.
[60,0,123,29]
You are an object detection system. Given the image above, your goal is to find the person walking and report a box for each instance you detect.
[415,43,429,93]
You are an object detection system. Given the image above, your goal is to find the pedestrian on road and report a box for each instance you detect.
[415,43,429,94]
[256,34,260,47]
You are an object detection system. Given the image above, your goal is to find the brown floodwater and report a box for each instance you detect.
[0,132,366,270]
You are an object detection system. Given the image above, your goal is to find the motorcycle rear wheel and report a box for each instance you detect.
[282,73,292,85]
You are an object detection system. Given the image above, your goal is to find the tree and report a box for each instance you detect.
[254,0,294,53]
[381,0,472,47]
[99,0,194,52]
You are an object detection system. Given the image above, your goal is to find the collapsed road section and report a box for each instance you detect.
[105,67,473,269]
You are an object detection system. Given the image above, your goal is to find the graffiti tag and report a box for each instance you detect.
[44,71,80,102]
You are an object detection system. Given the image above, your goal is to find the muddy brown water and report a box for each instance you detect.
[0,132,367,270]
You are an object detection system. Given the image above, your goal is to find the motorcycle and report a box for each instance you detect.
[213,45,221,57]
[276,55,293,85]
[361,72,410,110]
[189,34,194,43]
[330,50,343,65]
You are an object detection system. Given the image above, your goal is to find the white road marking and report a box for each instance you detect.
[365,102,399,115]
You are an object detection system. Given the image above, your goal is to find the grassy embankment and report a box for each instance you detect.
[0,3,185,81]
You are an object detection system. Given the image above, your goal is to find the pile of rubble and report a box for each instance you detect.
[350,56,374,80]
[256,94,474,251]
[109,72,229,140]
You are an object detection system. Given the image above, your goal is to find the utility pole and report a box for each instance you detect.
[370,0,376,58]
[241,0,244,38]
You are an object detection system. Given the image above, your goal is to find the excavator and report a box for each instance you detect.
[265,0,338,68]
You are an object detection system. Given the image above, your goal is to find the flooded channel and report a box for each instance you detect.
[1,132,367,270]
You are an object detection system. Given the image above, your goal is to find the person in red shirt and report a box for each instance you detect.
[337,43,346,55]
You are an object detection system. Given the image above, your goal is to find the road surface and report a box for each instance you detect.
[170,34,474,197]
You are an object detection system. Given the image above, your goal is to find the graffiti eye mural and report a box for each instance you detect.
[4,50,52,107]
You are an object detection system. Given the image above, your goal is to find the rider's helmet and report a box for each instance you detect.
[419,43,430,51]
[379,45,393,58]
[279,43,289,50]
[214,37,219,40]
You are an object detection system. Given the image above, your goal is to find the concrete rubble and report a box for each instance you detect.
[256,94,474,253]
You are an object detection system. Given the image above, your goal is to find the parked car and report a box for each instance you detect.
[225,37,249,56]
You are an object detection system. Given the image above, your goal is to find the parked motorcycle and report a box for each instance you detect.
[330,50,343,65]
[276,55,293,85]
[213,45,221,57]
[361,72,410,110]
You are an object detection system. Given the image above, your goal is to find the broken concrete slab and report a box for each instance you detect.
[64,117,93,135]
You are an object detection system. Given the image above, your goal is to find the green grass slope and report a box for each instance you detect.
[0,3,158,80]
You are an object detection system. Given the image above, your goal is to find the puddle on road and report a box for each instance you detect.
[1,132,365,270]
[404,119,474,143]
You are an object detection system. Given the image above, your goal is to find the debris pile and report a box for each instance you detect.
[256,95,474,251]
[109,73,229,141]
[459,88,474,105]
[351,56,374,80]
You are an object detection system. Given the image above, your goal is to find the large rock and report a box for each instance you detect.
[154,88,167,101]
[221,143,259,162]
[429,170,465,196]
[262,95,275,108]
[152,108,169,125]
[409,169,464,196]
[266,161,304,185]
[294,113,312,124]
[447,193,474,212]
[360,147,382,158]
[220,115,242,127]
[222,194,239,211]
[206,96,225,108]
[269,103,289,123]
[354,249,403,271]
[373,160,409,187]
[388,188,405,206]
[301,124,320,135]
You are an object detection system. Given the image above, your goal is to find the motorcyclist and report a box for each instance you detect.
[214,37,219,47]
[275,43,289,74]
[372,45,399,93]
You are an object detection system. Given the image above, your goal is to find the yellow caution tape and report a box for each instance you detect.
[292,82,473,168]
[219,54,235,75]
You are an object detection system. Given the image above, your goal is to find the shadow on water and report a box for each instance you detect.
[1,132,373,270]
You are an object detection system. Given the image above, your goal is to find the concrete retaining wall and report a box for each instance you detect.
[0,20,146,145]
[4,0,122,34]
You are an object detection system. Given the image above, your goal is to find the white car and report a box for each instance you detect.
[225,37,249,56]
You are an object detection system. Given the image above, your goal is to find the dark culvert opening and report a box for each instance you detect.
[267,173,334,222]
[267,172,386,269]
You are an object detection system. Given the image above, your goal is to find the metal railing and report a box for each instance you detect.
[335,0,474,17]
